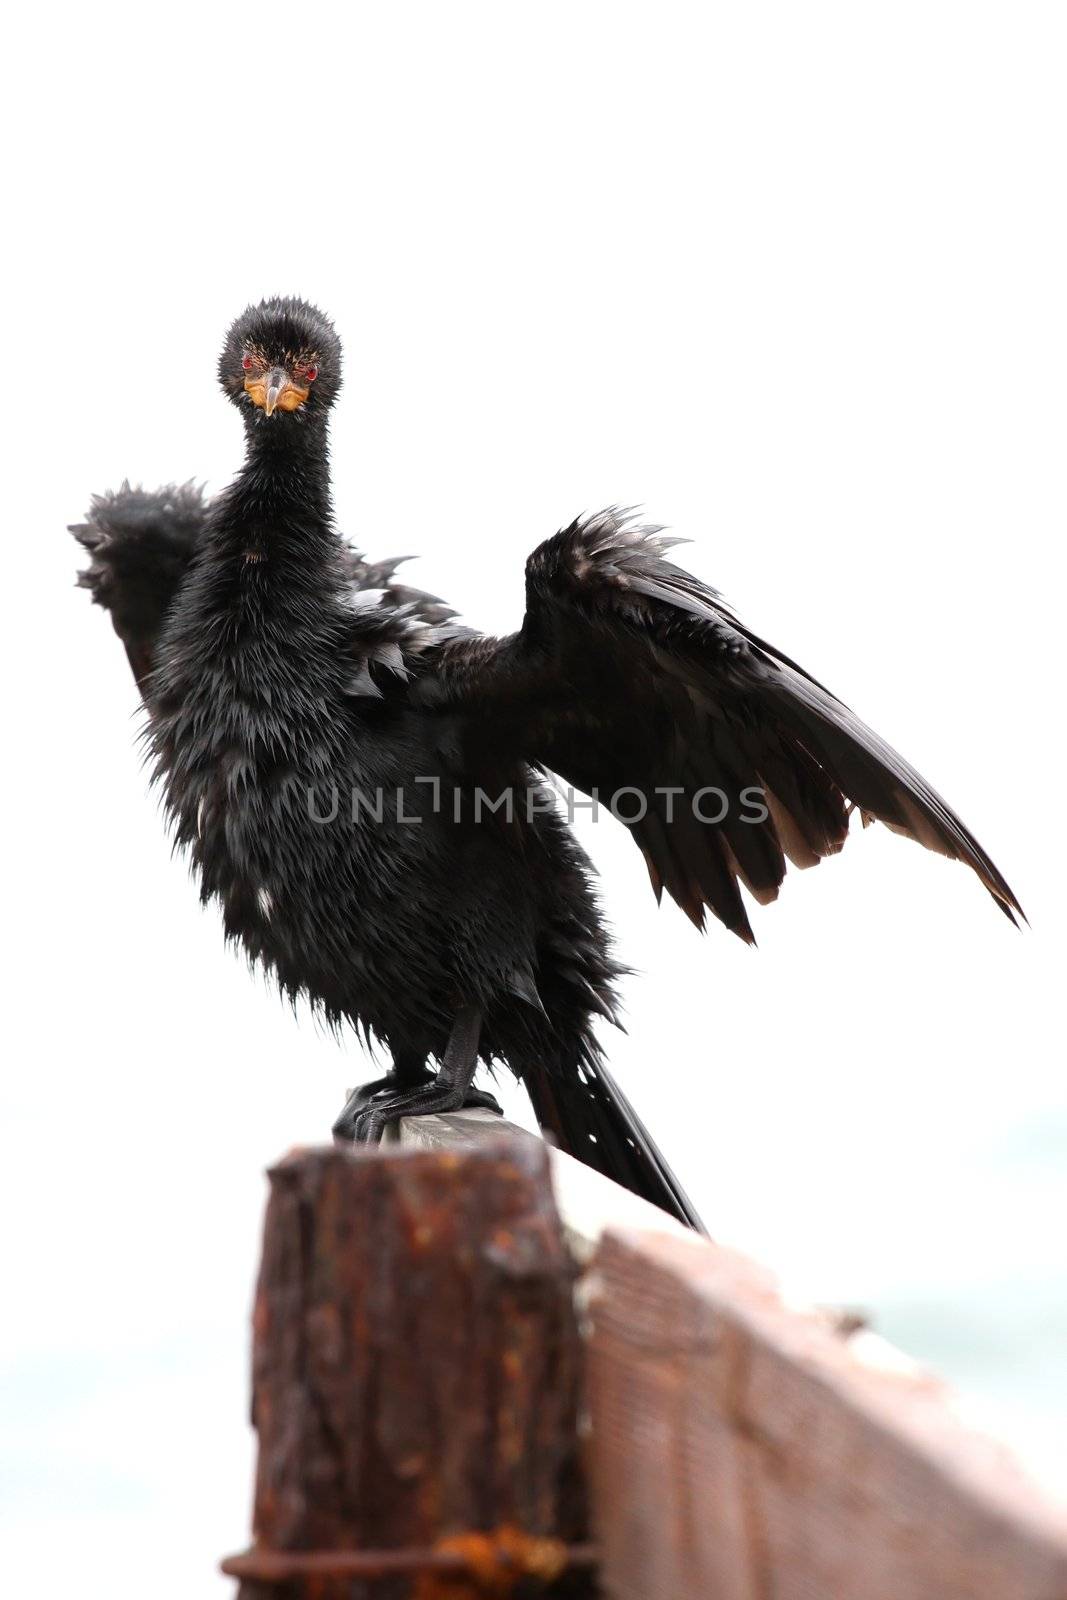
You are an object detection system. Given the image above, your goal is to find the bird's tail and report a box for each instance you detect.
[519,1055,706,1232]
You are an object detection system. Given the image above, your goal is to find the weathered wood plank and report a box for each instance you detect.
[400,1108,692,1260]
[586,1227,1067,1600]
[237,1138,588,1597]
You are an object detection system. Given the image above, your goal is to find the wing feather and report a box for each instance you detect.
[424,508,1023,936]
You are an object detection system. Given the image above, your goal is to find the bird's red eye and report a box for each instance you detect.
[242,355,253,371]
[305,365,318,383]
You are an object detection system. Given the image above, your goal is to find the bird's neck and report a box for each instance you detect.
[154,413,348,718]
[194,412,335,582]
[222,417,337,566]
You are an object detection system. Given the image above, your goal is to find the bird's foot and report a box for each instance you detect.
[332,1069,435,1143]
[458,1085,504,1116]
[350,1081,504,1147]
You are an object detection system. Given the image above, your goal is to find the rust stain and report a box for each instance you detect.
[415,1526,573,1598]
[221,1531,593,1589]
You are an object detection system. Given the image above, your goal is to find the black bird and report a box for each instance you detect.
[72,296,1022,1230]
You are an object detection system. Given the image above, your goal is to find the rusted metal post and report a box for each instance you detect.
[225,1138,590,1598]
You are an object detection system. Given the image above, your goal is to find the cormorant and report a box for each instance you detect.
[71,296,1022,1230]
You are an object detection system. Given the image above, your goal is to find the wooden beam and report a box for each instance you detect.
[400,1108,692,1261]
[585,1227,1067,1600]
[232,1138,589,1596]
[404,1113,1067,1597]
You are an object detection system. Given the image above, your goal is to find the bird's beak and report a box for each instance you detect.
[263,367,290,417]
[243,366,311,415]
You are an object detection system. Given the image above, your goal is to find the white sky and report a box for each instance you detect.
[3,3,1066,1594]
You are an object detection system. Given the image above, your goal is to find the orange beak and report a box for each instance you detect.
[244,366,311,416]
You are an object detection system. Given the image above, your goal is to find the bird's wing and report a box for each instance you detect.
[71,482,210,693]
[417,508,1022,941]
[339,549,460,629]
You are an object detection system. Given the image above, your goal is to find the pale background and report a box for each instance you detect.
[3,3,1066,1594]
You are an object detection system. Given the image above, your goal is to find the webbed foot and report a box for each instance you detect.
[345,1005,496,1145]
[351,1081,503,1145]
[332,1067,434,1142]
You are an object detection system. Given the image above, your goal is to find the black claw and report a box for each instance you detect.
[340,1078,502,1145]
[349,1080,486,1144]
[333,1069,435,1142]
[460,1086,504,1116]
[335,1009,488,1146]
[353,1108,386,1145]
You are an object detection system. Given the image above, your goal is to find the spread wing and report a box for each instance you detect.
[71,482,210,692]
[418,508,1023,942]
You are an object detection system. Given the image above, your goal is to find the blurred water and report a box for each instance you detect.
[874,1110,1067,1498]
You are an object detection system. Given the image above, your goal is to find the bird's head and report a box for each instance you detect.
[219,297,341,424]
